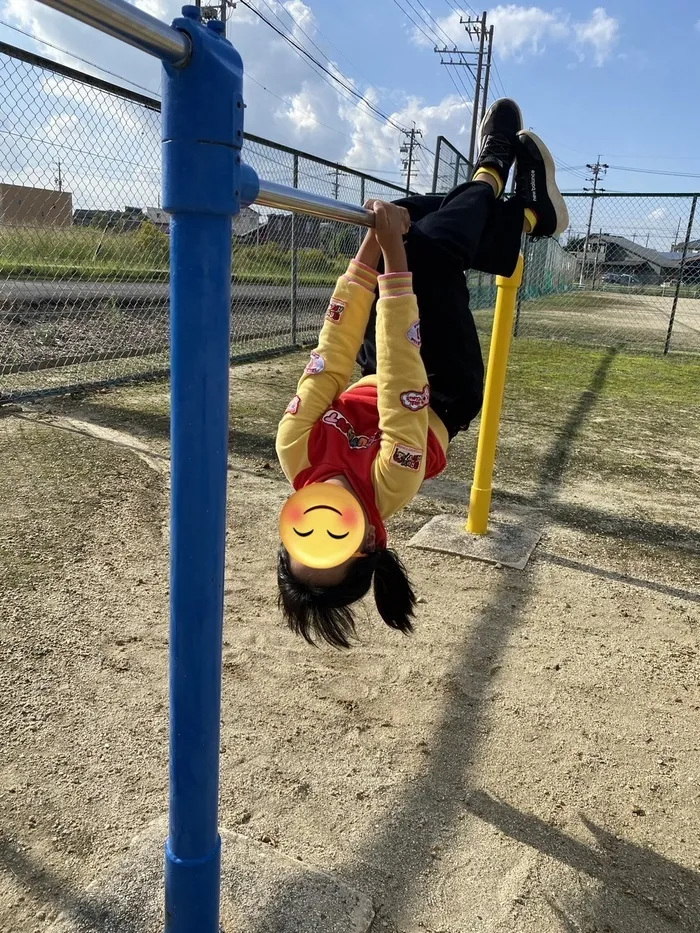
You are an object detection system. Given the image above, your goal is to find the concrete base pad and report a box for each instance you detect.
[408,514,542,570]
[49,816,374,933]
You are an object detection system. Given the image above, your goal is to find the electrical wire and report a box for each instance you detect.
[411,0,457,48]
[390,0,475,107]
[390,0,438,46]
[244,72,358,143]
[0,19,161,97]
[608,165,700,179]
[269,0,376,90]
[238,0,408,133]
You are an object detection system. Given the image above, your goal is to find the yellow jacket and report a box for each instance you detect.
[276,259,449,523]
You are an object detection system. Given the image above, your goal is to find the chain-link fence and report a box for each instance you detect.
[2,43,699,404]
[513,193,700,354]
[431,135,471,194]
[0,42,405,402]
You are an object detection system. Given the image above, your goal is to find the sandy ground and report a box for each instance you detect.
[514,291,700,354]
[0,343,699,933]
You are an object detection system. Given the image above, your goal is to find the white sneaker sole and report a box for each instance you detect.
[518,130,569,237]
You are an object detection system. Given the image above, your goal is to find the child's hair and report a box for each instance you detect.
[277,545,416,649]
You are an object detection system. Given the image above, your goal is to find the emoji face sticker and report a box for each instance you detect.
[280,483,366,569]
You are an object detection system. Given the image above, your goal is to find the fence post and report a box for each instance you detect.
[591,227,602,290]
[161,11,254,932]
[291,153,299,345]
[579,191,597,287]
[513,236,530,337]
[665,196,697,355]
[359,176,366,251]
[432,137,442,194]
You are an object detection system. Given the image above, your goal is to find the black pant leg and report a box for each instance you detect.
[409,181,495,269]
[470,195,525,277]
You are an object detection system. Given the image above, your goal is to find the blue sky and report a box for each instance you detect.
[1,0,699,206]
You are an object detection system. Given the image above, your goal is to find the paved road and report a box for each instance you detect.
[0,279,329,302]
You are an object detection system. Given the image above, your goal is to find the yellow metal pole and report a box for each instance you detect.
[466,253,524,535]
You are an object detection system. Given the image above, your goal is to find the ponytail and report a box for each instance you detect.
[372,548,416,635]
[277,544,417,649]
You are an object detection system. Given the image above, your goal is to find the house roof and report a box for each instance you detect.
[590,234,682,269]
[672,238,700,251]
[146,207,168,225]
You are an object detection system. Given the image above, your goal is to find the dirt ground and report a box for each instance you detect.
[1,340,699,933]
[514,290,700,354]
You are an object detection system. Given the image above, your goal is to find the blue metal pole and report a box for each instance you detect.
[161,7,257,931]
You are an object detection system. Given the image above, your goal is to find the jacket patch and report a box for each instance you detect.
[322,409,381,450]
[325,298,346,324]
[400,385,430,411]
[304,351,325,375]
[406,320,421,348]
[391,444,423,471]
[285,395,301,415]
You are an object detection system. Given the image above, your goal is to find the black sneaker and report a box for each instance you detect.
[515,130,569,238]
[473,98,523,194]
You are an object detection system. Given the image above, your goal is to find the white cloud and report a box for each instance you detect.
[648,207,667,221]
[489,5,569,57]
[574,7,619,66]
[412,4,619,66]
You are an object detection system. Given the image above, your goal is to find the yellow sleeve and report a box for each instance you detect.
[275,259,378,484]
[371,273,429,518]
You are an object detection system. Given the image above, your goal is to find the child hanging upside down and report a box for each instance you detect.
[275,99,569,648]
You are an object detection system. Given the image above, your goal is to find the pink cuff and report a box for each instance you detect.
[345,259,379,293]
[378,271,413,298]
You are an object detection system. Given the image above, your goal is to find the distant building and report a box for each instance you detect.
[576,234,700,284]
[242,213,322,249]
[73,205,168,232]
[146,207,169,232]
[0,183,73,227]
[672,238,700,253]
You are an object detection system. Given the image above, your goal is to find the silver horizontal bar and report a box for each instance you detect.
[34,0,190,65]
[256,180,375,227]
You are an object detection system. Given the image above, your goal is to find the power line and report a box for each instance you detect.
[269,0,376,89]
[411,0,456,47]
[490,54,507,98]
[608,164,700,179]
[441,0,480,28]
[0,126,160,172]
[244,72,359,143]
[390,0,439,46]
[0,19,161,96]
[238,0,408,133]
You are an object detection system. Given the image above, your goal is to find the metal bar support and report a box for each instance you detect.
[160,8,256,932]
[467,254,524,535]
[35,0,190,63]
[251,179,375,227]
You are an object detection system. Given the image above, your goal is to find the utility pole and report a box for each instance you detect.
[55,159,63,192]
[480,25,494,128]
[434,13,493,174]
[579,157,608,287]
[400,124,423,194]
[195,0,231,25]
[466,12,487,167]
[328,166,340,200]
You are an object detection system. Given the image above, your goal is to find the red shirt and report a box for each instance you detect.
[293,383,447,548]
